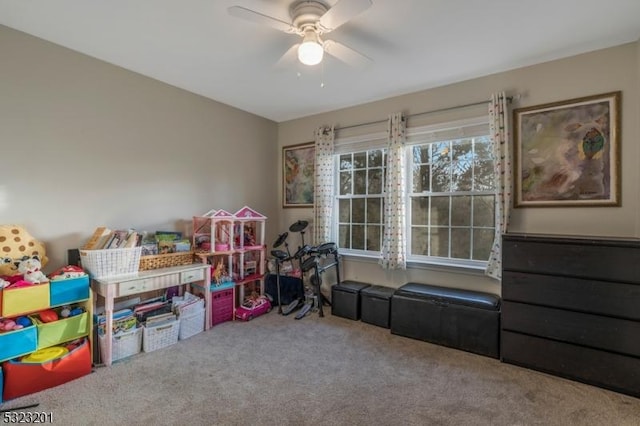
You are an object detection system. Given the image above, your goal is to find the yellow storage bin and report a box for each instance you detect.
[31,311,89,350]
[1,282,50,317]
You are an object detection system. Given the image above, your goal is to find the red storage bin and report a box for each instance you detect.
[212,288,234,325]
[2,338,92,400]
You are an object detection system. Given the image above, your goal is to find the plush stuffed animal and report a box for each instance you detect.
[48,265,87,281]
[0,225,48,276]
[0,276,9,289]
[17,255,48,283]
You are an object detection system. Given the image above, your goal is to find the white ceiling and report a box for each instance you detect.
[1,0,639,122]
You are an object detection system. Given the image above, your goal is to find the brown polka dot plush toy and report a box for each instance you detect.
[0,225,49,277]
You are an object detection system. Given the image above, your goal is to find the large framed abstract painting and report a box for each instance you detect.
[283,142,315,208]
[513,91,621,207]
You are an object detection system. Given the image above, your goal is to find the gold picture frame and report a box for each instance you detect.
[282,142,315,208]
[513,91,621,207]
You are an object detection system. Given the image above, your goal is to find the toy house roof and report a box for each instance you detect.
[212,209,234,218]
[234,206,266,220]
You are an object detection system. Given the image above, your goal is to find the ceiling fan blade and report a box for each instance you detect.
[275,44,300,69]
[323,39,372,67]
[228,6,298,34]
[318,0,372,32]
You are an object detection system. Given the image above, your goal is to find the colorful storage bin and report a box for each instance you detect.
[0,325,38,363]
[32,311,90,350]
[2,338,92,401]
[49,276,90,306]
[1,282,50,317]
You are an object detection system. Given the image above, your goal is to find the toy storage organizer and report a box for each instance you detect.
[0,275,92,401]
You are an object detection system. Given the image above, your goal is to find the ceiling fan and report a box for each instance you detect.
[228,0,373,67]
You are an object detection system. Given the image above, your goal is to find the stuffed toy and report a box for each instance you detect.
[48,265,87,281]
[0,225,48,276]
[17,255,48,283]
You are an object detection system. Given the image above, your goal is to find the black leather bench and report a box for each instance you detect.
[390,283,501,358]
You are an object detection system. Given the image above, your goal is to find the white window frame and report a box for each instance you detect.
[332,116,495,270]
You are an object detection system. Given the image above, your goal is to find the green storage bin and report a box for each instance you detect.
[32,312,89,350]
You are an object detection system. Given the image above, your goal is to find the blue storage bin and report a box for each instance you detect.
[49,275,90,306]
[0,325,38,363]
[1,364,4,403]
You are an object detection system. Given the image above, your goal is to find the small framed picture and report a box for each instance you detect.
[513,91,621,207]
[282,142,315,208]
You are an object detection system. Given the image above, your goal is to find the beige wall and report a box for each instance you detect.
[277,41,640,295]
[2,23,637,295]
[0,25,279,271]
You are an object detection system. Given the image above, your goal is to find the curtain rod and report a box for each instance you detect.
[335,96,514,132]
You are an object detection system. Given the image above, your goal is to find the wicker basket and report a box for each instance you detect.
[179,307,205,340]
[80,247,142,279]
[143,320,180,352]
[99,327,142,363]
[139,251,195,271]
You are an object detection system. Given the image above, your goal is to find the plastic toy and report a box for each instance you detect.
[38,309,58,323]
[235,293,272,321]
[17,255,48,283]
[60,306,72,318]
[15,316,32,327]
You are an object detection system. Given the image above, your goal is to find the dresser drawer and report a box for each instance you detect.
[180,269,205,284]
[502,301,640,357]
[117,277,173,297]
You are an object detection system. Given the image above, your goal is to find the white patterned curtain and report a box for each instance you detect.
[313,125,335,244]
[379,112,406,269]
[485,92,511,280]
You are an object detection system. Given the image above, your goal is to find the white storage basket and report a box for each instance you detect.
[80,247,142,279]
[179,307,205,340]
[99,327,142,363]
[143,320,180,352]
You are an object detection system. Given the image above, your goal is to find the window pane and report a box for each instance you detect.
[339,171,351,195]
[411,197,428,225]
[451,196,471,226]
[431,142,451,192]
[340,154,352,170]
[473,160,495,190]
[368,168,383,194]
[430,196,450,226]
[474,137,492,158]
[430,227,449,257]
[352,225,365,250]
[473,195,495,227]
[413,145,429,164]
[451,228,471,259]
[367,198,381,223]
[339,225,350,249]
[354,170,367,194]
[353,152,366,169]
[411,227,428,255]
[368,150,383,167]
[472,228,494,260]
[366,225,381,252]
[451,140,473,192]
[339,199,350,222]
[412,164,430,193]
[352,198,365,223]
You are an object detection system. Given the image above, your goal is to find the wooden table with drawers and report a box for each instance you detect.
[91,263,211,366]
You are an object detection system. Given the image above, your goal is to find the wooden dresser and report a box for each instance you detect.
[501,233,640,398]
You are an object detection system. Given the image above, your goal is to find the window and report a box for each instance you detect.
[334,117,496,268]
[407,136,495,267]
[336,150,386,253]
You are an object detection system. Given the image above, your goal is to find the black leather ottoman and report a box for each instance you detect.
[331,281,371,320]
[361,285,395,328]
[390,283,501,358]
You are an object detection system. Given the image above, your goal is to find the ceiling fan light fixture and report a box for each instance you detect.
[298,31,323,66]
